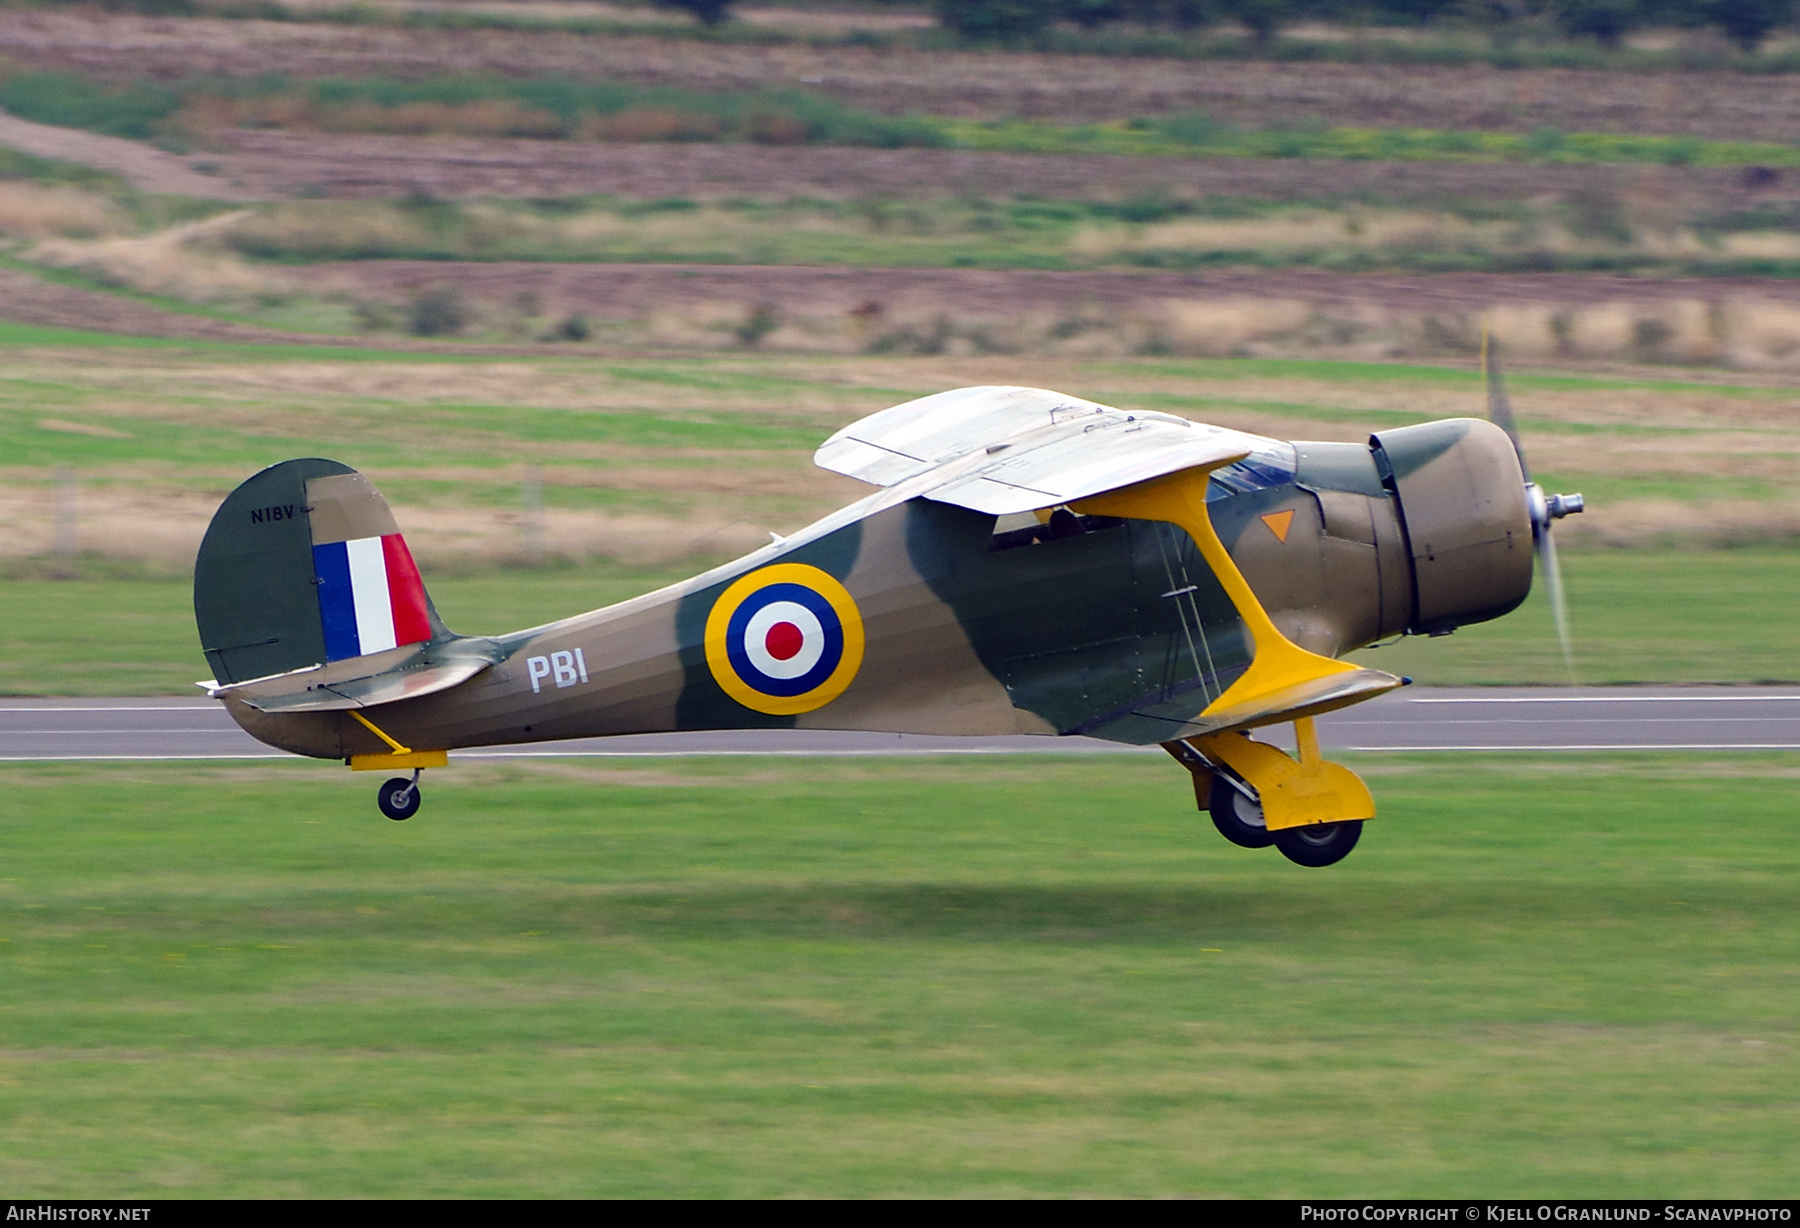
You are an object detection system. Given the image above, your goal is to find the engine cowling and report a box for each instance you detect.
[1369,418,1533,635]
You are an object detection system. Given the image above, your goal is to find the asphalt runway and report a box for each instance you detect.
[4,686,1800,761]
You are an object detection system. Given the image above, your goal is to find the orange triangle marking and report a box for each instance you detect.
[1260,510,1295,543]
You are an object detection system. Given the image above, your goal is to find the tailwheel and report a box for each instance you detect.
[1207,776,1275,849]
[1273,820,1362,868]
[377,771,422,821]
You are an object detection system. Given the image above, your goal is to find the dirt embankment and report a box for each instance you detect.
[205,129,1784,203]
[0,107,257,198]
[5,10,1800,139]
[15,258,1800,357]
[300,261,1800,320]
[286,262,1800,367]
[0,268,310,340]
[0,267,545,350]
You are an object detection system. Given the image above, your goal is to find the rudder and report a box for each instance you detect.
[195,459,448,685]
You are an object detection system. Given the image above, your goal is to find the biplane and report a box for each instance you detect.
[194,375,1580,868]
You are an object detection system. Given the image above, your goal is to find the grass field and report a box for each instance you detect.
[14,65,1800,169]
[1351,548,1800,685]
[24,184,1800,296]
[203,192,1800,280]
[1,342,1796,692]
[0,566,696,694]
[4,346,1797,567]
[1,754,1794,1196]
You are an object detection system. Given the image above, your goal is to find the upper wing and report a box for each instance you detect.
[819,385,1406,741]
[815,386,1271,515]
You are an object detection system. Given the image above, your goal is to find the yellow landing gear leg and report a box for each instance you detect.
[345,709,446,821]
[1184,718,1373,867]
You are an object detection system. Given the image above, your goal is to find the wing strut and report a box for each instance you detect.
[1077,458,1395,834]
[1074,458,1395,728]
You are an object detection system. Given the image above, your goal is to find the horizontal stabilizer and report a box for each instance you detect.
[816,386,1267,515]
[201,639,502,713]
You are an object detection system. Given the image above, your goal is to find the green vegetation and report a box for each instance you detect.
[0,387,828,475]
[0,72,182,142]
[222,195,1133,270]
[944,115,1800,168]
[188,191,1800,282]
[1351,548,1800,685]
[651,0,734,28]
[0,318,537,359]
[0,576,202,696]
[3,67,1796,170]
[930,0,1799,54]
[1015,26,1800,68]
[0,71,947,153]
[0,347,1794,691]
[9,73,1800,288]
[0,148,130,194]
[1,754,1795,1194]
[0,567,696,694]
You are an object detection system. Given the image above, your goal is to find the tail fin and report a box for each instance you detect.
[195,459,449,685]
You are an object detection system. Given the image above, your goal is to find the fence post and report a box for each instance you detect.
[53,466,76,566]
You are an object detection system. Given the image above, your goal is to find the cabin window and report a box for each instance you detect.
[989,508,1125,552]
[1207,442,1299,502]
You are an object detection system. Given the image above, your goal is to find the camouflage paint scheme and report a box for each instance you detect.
[196,389,1533,773]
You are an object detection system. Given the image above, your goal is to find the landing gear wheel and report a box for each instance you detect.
[1208,776,1275,849]
[1274,820,1362,868]
[377,775,421,821]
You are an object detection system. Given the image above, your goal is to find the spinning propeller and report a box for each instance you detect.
[1481,327,1584,683]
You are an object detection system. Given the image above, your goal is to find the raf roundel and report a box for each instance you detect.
[704,563,865,716]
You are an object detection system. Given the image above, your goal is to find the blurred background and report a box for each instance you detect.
[1,0,1797,689]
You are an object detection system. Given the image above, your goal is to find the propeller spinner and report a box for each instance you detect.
[1481,330,1584,682]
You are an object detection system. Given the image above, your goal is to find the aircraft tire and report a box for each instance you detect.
[1273,820,1362,868]
[377,777,422,821]
[1207,777,1276,849]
